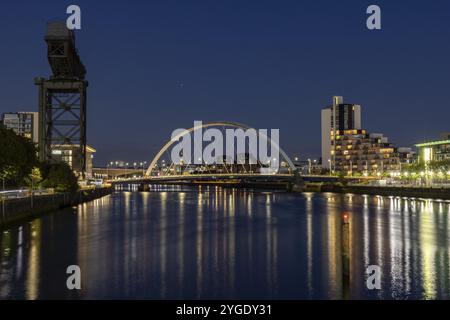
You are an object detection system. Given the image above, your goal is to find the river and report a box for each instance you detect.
[1,185,450,299]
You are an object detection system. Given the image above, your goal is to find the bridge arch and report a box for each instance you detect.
[145,121,296,177]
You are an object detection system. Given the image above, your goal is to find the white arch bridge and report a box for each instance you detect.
[111,121,302,186]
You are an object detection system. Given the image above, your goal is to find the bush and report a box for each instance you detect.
[40,161,79,193]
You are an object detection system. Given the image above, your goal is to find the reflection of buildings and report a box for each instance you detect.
[415,133,450,164]
[1,111,39,144]
[51,145,96,178]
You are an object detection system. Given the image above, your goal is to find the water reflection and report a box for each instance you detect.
[1,188,450,299]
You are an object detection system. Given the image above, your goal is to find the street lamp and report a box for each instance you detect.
[365,160,369,177]
[350,160,353,176]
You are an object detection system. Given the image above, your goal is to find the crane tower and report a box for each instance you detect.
[35,21,88,178]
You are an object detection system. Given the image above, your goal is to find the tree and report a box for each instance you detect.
[0,127,38,187]
[24,167,43,190]
[402,162,424,175]
[338,172,348,186]
[428,159,450,172]
[40,161,79,193]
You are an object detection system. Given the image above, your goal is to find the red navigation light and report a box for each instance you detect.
[342,212,350,223]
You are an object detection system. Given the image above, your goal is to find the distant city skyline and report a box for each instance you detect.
[0,0,449,165]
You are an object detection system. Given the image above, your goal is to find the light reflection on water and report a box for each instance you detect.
[1,186,450,299]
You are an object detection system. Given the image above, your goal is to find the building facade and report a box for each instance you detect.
[333,129,400,175]
[51,145,96,179]
[415,133,450,164]
[321,96,361,169]
[1,112,39,144]
[398,147,415,166]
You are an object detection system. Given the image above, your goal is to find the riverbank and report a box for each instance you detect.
[297,183,450,200]
[0,187,112,227]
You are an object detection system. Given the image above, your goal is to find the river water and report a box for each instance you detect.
[1,186,450,299]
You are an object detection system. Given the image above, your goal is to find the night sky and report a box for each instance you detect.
[1,0,449,165]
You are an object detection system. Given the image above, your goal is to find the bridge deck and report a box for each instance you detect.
[111,173,296,184]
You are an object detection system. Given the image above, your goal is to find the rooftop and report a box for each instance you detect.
[415,139,450,148]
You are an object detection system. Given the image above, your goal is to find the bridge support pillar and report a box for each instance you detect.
[289,170,305,191]
[138,183,150,192]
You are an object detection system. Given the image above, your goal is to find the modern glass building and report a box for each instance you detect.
[415,133,450,164]
[51,145,96,178]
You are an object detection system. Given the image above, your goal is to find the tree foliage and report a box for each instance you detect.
[402,162,425,173]
[1,127,80,193]
[427,159,450,172]
[24,167,43,190]
[402,160,450,174]
[40,161,79,193]
[0,127,38,186]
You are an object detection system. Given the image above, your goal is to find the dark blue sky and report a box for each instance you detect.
[1,0,449,165]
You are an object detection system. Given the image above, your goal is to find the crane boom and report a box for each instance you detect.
[45,21,86,80]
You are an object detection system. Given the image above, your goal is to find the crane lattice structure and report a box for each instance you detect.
[35,21,88,177]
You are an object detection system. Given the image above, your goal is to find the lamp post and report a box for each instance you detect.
[308,158,311,175]
[30,175,34,210]
[341,212,350,299]
[350,160,353,176]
